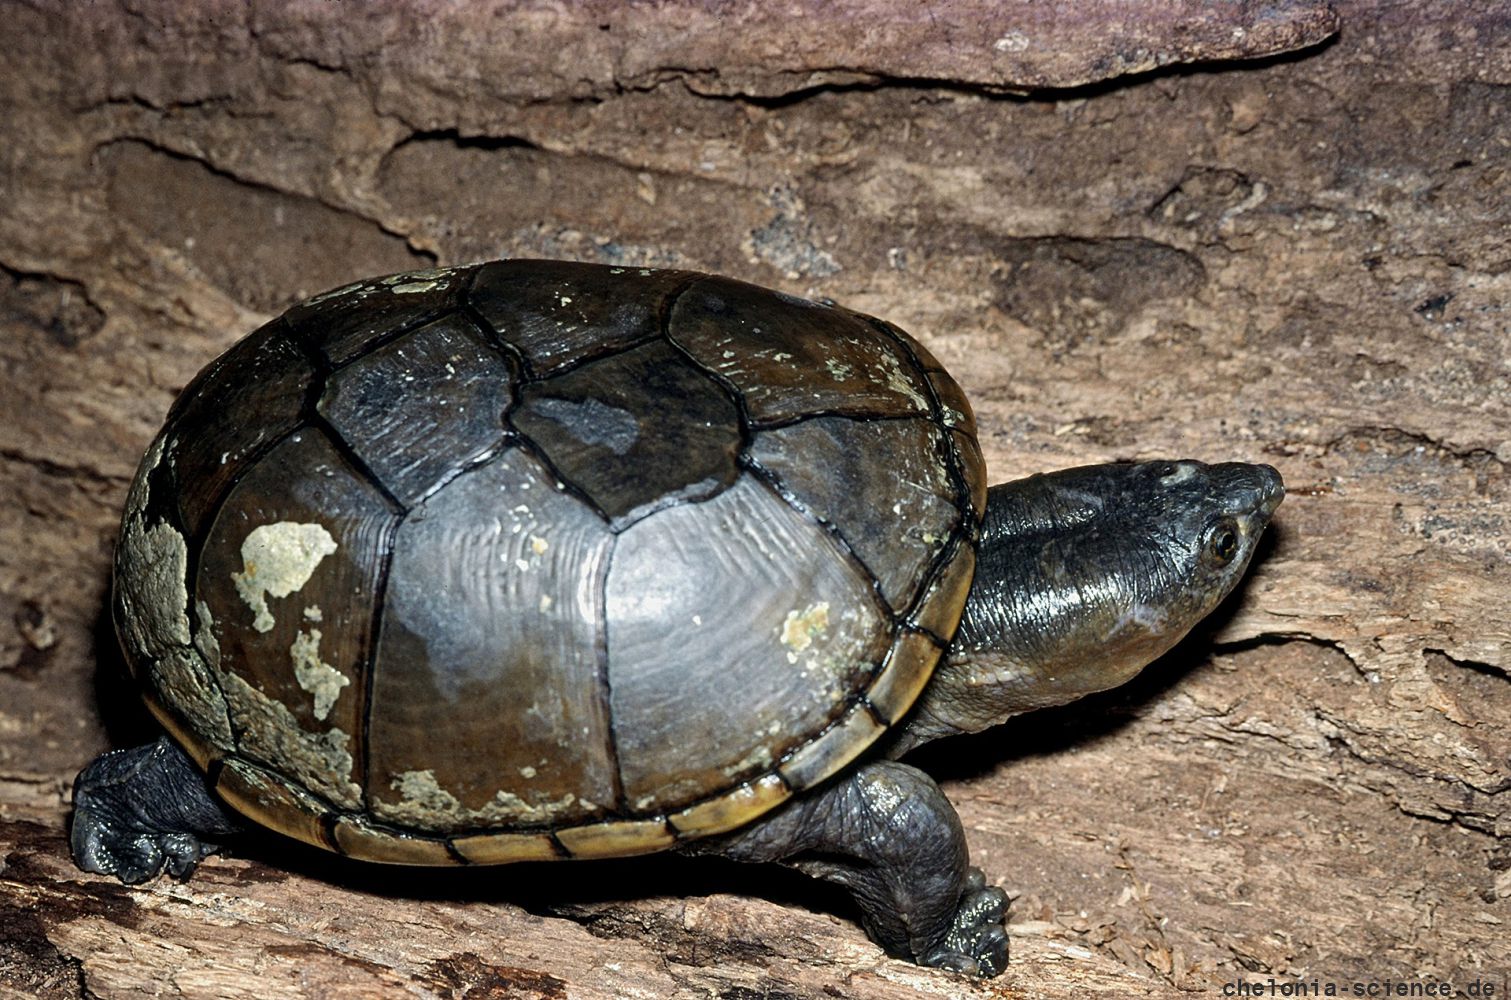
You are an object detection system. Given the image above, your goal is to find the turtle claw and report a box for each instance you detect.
[921,868,1010,977]
[71,803,218,884]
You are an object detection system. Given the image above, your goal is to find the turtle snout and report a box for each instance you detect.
[1255,464,1285,520]
[1257,468,1281,519]
[1209,462,1285,523]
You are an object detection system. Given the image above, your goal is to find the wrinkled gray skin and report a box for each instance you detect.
[72,459,1282,978]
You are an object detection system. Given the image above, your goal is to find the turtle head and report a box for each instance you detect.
[892,460,1283,751]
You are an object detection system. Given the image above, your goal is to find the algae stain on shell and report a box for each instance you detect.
[232,522,338,632]
[780,601,831,662]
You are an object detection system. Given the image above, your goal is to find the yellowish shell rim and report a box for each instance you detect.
[144,618,958,862]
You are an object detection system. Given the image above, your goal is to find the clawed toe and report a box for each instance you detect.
[71,804,214,884]
[922,871,1011,977]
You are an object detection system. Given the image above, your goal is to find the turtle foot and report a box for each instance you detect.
[920,868,1009,977]
[71,808,218,884]
[69,739,240,884]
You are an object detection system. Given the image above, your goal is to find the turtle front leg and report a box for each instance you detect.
[689,760,1008,976]
[71,736,242,884]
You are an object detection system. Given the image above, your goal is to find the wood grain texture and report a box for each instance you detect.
[2,1,1507,996]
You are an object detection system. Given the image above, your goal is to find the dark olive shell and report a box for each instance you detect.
[113,260,985,863]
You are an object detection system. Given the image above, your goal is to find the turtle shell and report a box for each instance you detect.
[113,260,986,865]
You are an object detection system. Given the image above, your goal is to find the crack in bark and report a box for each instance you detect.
[0,448,128,488]
[1426,647,1511,683]
[94,136,437,267]
[1214,632,1374,679]
[1324,425,1508,472]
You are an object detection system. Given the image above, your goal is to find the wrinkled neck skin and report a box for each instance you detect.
[886,460,1282,759]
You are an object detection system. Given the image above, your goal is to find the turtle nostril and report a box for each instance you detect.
[1254,465,1285,518]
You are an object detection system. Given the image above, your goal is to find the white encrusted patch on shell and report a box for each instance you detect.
[219,668,362,810]
[290,626,349,721]
[231,522,338,633]
[376,768,582,831]
[122,432,164,524]
[779,601,831,662]
[193,599,221,666]
[120,522,193,659]
[721,741,775,779]
[380,267,456,295]
[149,647,235,751]
[119,441,359,813]
[183,599,358,807]
[116,434,193,661]
[390,768,461,815]
[302,278,369,308]
[869,347,931,412]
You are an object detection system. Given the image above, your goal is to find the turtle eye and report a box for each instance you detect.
[1205,519,1240,566]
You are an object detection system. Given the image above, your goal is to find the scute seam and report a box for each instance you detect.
[743,442,903,625]
[268,333,411,811]
[740,462,896,663]
[597,503,629,812]
[151,263,979,861]
[859,315,979,539]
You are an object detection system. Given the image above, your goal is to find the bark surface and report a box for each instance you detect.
[2,2,1508,997]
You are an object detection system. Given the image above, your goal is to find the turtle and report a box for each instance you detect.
[71,258,1283,977]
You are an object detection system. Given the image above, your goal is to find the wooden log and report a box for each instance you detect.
[2,1,1507,996]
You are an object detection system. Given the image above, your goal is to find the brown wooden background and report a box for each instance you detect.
[2,2,1508,997]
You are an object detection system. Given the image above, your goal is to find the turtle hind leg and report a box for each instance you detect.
[70,736,242,884]
[688,760,1009,977]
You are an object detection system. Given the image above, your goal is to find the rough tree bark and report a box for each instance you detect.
[2,2,1508,998]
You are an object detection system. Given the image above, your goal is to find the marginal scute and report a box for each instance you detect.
[909,544,977,640]
[951,429,988,523]
[287,266,472,365]
[866,630,944,725]
[220,669,363,810]
[777,703,887,791]
[470,258,693,373]
[449,830,561,865]
[139,599,235,769]
[116,432,190,665]
[121,431,164,525]
[667,773,791,838]
[331,815,455,865]
[927,368,977,437]
[868,316,945,371]
[215,757,333,853]
[118,520,192,661]
[146,647,235,755]
[556,819,676,859]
